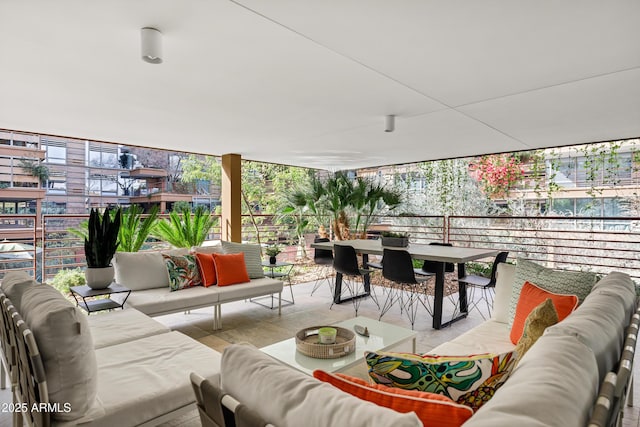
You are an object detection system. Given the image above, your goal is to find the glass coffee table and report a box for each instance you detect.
[260,316,417,376]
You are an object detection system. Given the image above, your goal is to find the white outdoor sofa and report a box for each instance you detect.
[0,271,223,427]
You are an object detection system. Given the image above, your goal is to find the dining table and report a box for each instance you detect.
[310,239,499,329]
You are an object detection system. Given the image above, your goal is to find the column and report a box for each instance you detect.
[221,153,241,242]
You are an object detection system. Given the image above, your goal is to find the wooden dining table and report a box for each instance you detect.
[310,239,499,329]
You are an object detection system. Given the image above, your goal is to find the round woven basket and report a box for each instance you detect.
[295,326,356,359]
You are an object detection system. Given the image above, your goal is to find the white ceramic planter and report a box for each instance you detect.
[85,266,114,289]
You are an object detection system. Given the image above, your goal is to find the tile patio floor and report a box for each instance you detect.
[1,278,638,426]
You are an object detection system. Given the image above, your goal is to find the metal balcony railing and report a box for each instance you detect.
[1,213,638,282]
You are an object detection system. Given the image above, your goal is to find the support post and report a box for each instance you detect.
[221,153,242,243]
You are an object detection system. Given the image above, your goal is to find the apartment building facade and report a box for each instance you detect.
[0,130,220,236]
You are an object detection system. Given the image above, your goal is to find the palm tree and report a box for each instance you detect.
[152,205,216,248]
[278,189,310,259]
[118,204,159,252]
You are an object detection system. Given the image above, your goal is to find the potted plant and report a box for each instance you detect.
[381,231,409,247]
[265,244,281,265]
[85,206,121,289]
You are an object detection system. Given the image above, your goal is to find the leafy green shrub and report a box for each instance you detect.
[51,268,85,295]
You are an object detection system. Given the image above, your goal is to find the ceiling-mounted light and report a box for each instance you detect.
[141,27,162,64]
[385,115,395,133]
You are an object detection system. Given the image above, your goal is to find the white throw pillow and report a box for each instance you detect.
[221,241,265,279]
[0,271,37,312]
[113,252,169,290]
[20,284,97,421]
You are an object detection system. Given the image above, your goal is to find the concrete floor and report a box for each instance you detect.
[1,278,638,426]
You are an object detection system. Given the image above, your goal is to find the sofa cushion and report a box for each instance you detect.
[507,258,597,326]
[114,252,169,290]
[313,371,473,427]
[365,350,517,411]
[221,343,422,427]
[124,285,220,316]
[213,252,250,286]
[195,252,217,287]
[86,308,170,349]
[543,271,636,383]
[20,284,97,421]
[492,263,515,324]
[510,281,577,344]
[463,335,598,427]
[0,270,36,312]
[71,332,222,427]
[220,241,265,279]
[215,277,283,302]
[513,298,558,359]
[428,319,515,357]
[162,253,202,291]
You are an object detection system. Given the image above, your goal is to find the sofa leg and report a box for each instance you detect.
[278,292,282,315]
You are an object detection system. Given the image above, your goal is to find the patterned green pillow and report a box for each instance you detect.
[507,258,597,327]
[162,254,202,291]
[365,350,517,412]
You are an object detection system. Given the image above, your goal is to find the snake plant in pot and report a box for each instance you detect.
[84,207,121,289]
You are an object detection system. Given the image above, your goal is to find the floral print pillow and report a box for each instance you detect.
[365,350,517,412]
[162,254,202,291]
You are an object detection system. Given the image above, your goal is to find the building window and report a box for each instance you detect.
[46,170,67,195]
[88,143,119,168]
[43,202,66,214]
[44,140,67,164]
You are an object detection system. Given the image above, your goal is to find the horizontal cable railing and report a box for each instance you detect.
[448,215,640,281]
[0,214,38,279]
[1,213,638,283]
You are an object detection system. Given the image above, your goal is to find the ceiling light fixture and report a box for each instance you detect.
[141,27,163,64]
[385,115,395,133]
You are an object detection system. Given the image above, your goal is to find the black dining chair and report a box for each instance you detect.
[458,251,509,320]
[381,248,433,329]
[332,245,375,315]
[310,237,334,296]
[414,242,455,277]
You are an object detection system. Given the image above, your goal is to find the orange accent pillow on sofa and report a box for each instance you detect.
[510,281,578,344]
[195,252,217,287]
[313,370,473,427]
[212,253,250,286]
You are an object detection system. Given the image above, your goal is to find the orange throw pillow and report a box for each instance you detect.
[212,253,250,286]
[195,252,217,287]
[313,370,473,427]
[510,281,578,344]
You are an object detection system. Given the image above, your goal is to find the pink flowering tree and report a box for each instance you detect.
[471,154,524,198]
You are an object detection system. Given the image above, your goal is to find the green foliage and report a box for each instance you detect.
[51,268,85,294]
[18,159,49,184]
[119,204,159,252]
[85,207,121,268]
[312,172,403,239]
[264,244,281,257]
[171,200,192,213]
[180,154,222,187]
[152,205,216,248]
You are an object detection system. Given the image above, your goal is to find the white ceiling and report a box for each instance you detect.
[0,1,638,171]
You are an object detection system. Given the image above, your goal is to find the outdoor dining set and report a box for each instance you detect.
[310,238,509,330]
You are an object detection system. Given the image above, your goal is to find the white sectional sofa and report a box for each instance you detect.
[209,263,638,427]
[0,272,222,427]
[112,243,284,329]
